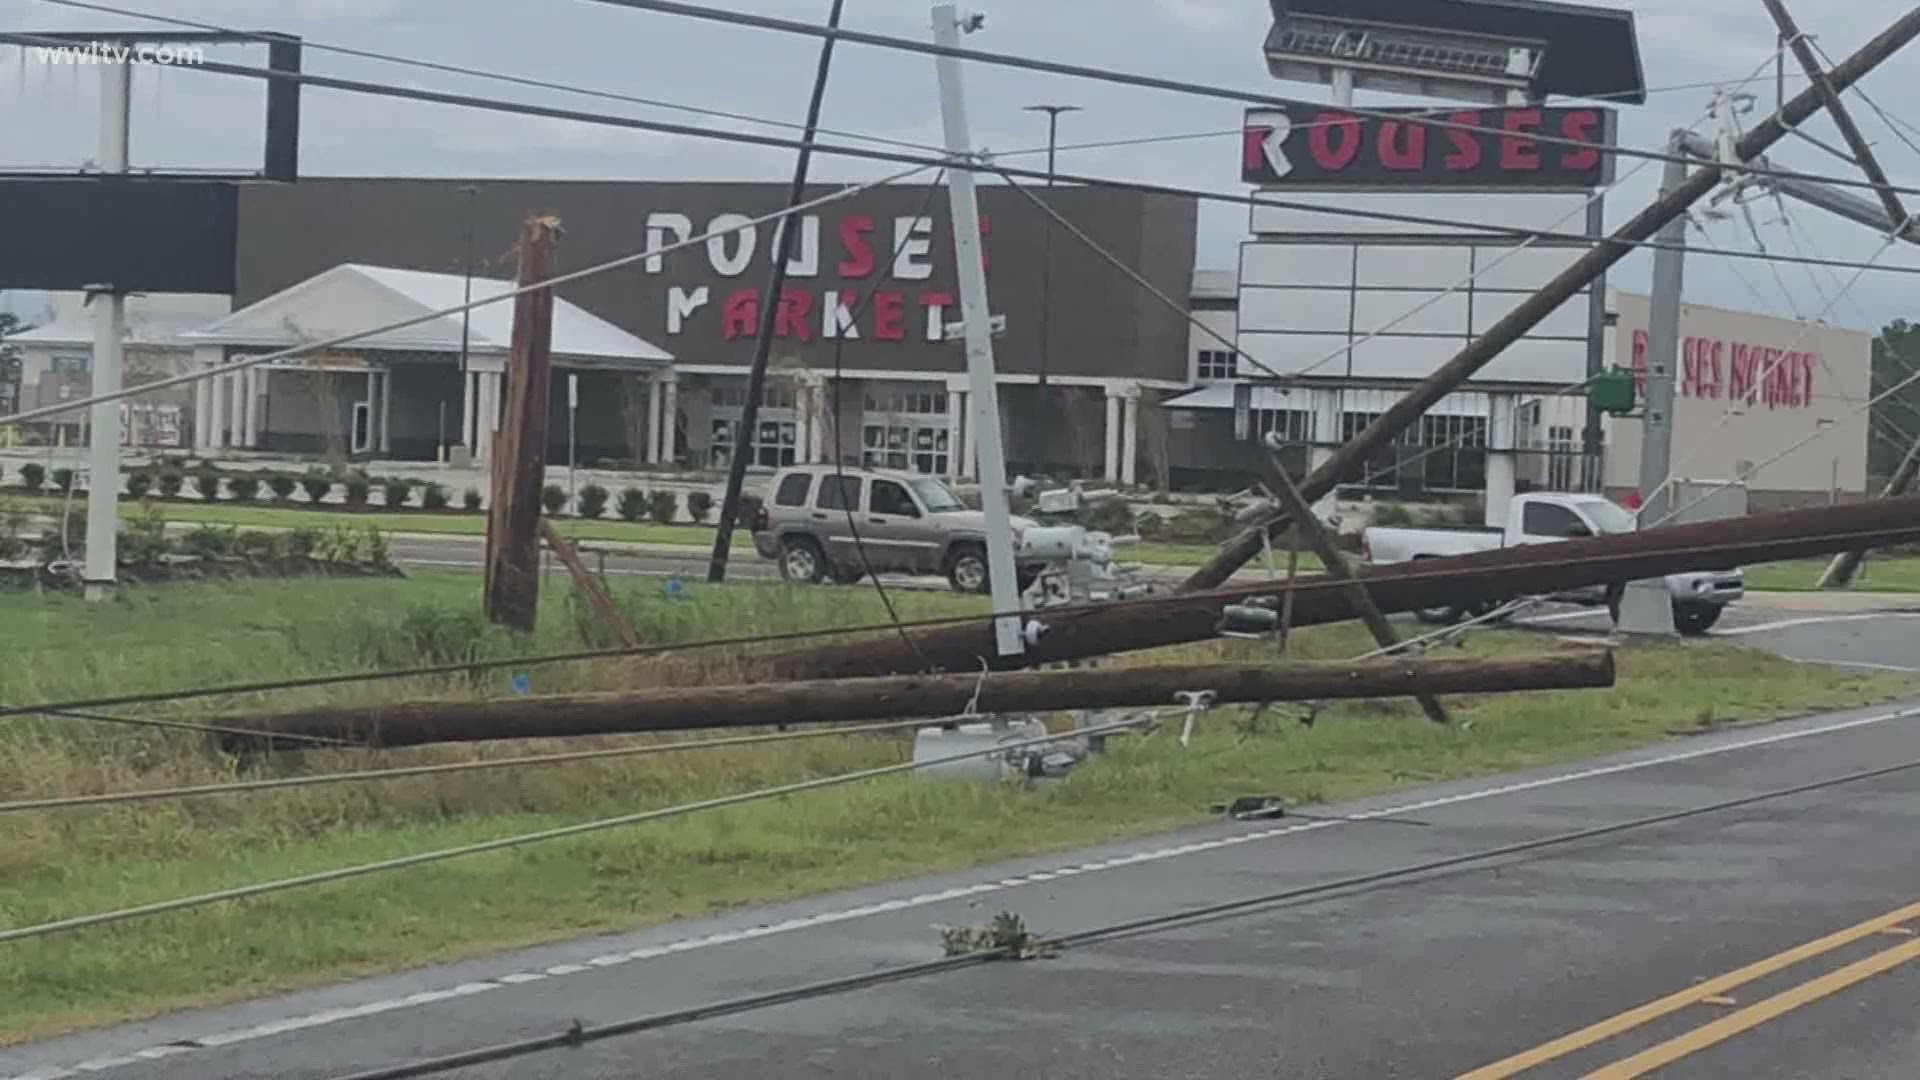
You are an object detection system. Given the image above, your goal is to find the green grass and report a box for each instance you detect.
[1132,540,1327,572]
[12,495,720,548]
[0,574,1913,1043]
[1743,557,1920,594]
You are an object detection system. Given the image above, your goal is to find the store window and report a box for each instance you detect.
[862,386,952,475]
[1196,349,1238,382]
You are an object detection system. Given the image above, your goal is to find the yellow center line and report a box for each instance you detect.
[1583,935,1920,1078]
[1455,899,1920,1079]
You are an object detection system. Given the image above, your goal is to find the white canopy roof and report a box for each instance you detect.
[182,264,671,370]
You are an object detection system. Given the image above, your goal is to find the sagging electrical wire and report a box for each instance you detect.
[323,734,1920,1080]
[0,716,965,815]
[0,709,1170,944]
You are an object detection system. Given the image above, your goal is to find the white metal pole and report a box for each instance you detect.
[568,373,579,500]
[933,3,1023,657]
[84,57,132,601]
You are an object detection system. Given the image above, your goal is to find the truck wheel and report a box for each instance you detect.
[1673,601,1722,637]
[946,546,990,594]
[778,538,827,585]
[830,563,867,586]
[1415,605,1463,626]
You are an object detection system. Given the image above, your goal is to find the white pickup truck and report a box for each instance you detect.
[1360,492,1745,636]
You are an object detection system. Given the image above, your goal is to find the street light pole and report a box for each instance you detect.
[1023,104,1078,394]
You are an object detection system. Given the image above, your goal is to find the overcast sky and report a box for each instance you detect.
[5,0,1920,332]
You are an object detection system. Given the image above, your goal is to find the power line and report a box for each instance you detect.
[0,716,950,815]
[0,159,934,428]
[28,707,356,747]
[325,738,1920,1080]
[17,0,1823,169]
[0,710,1164,944]
[586,0,1920,203]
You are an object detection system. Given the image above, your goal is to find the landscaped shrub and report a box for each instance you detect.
[541,484,568,515]
[234,530,284,561]
[226,474,261,502]
[462,487,483,512]
[156,469,184,499]
[180,524,237,558]
[421,483,450,511]
[125,470,154,500]
[300,469,333,505]
[647,489,678,525]
[382,478,413,510]
[617,487,647,522]
[686,491,714,523]
[736,493,763,529]
[19,463,44,493]
[343,473,372,508]
[118,507,169,564]
[193,466,223,501]
[285,527,322,558]
[576,483,609,519]
[50,468,75,494]
[268,474,298,503]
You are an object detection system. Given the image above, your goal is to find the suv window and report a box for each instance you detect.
[773,473,812,508]
[1522,502,1592,538]
[817,476,861,511]
[870,479,919,518]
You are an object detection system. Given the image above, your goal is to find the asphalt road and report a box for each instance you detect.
[8,603,1920,1080]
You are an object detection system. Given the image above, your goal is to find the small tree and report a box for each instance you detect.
[686,490,715,523]
[422,483,450,511]
[19,463,45,493]
[156,469,184,499]
[647,489,678,525]
[300,470,333,505]
[343,473,372,508]
[541,484,569,515]
[125,470,154,500]
[462,487,483,512]
[193,466,223,502]
[616,487,647,522]
[382,477,414,510]
[577,483,610,519]
[226,474,262,502]
[50,468,75,494]
[267,474,298,503]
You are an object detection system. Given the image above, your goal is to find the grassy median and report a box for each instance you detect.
[1,573,1913,1044]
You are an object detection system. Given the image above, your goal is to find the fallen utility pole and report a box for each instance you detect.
[1760,0,1912,235]
[1182,6,1920,593]
[769,494,1920,679]
[540,520,641,649]
[1255,437,1449,725]
[221,653,1613,749]
[1821,437,1920,588]
[484,214,561,633]
[707,0,848,585]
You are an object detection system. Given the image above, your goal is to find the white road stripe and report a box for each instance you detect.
[1717,612,1920,637]
[1784,656,1920,673]
[11,704,1919,1080]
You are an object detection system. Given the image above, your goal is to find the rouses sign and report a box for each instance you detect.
[641,209,990,345]
[1242,105,1614,188]
[1631,329,1821,410]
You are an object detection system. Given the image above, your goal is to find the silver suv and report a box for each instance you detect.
[750,465,1042,594]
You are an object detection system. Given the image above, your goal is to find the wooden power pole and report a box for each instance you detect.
[484,214,562,633]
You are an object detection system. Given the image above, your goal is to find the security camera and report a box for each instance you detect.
[957,11,987,33]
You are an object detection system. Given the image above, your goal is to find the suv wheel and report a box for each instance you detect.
[779,537,826,584]
[946,546,990,594]
[831,563,867,586]
[1673,601,1721,637]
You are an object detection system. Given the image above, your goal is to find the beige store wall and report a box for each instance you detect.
[1604,291,1873,506]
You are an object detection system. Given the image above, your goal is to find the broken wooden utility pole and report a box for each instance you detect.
[540,520,642,648]
[1182,7,1920,594]
[223,653,1613,749]
[1256,435,1449,725]
[769,494,1920,679]
[1821,436,1920,588]
[484,214,561,633]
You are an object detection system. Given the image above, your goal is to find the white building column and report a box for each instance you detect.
[460,371,478,453]
[478,371,503,461]
[377,371,391,455]
[1103,389,1123,483]
[219,370,239,449]
[240,366,258,449]
[1485,393,1519,528]
[194,360,214,452]
[1120,385,1140,488]
[644,375,665,465]
[658,377,679,465]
